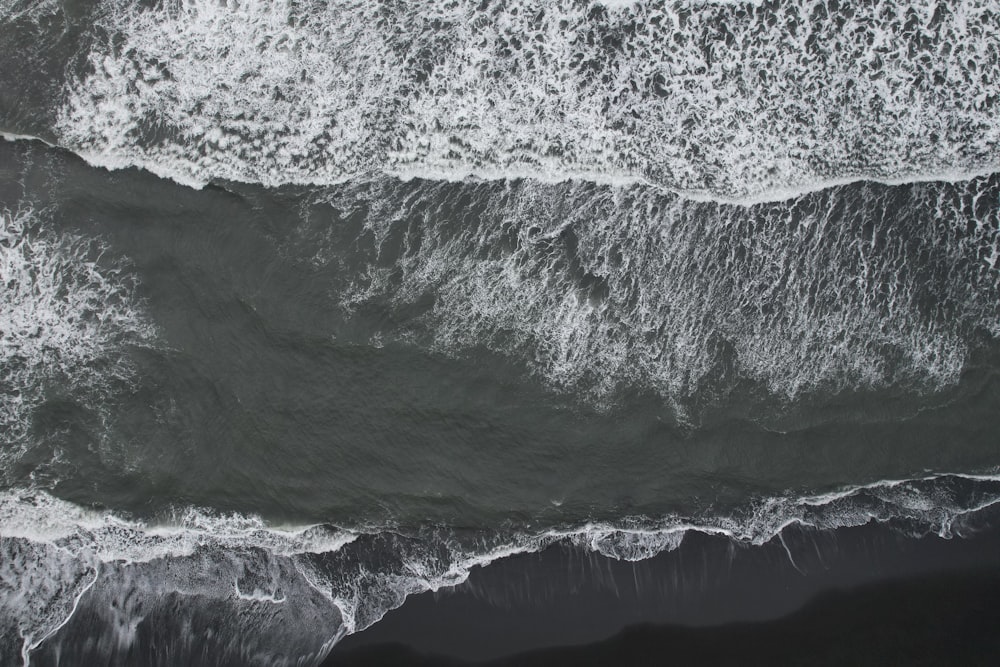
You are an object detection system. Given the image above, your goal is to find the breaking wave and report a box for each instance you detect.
[3,472,999,665]
[304,174,1000,409]
[54,0,1000,198]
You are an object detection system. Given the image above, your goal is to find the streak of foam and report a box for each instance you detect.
[0,209,155,465]
[319,176,1000,409]
[53,0,1000,198]
[4,472,1000,664]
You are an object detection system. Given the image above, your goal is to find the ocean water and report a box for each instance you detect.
[0,0,999,664]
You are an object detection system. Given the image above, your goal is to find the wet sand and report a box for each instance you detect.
[329,518,1000,665]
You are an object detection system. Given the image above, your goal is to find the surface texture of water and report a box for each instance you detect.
[1,1,999,665]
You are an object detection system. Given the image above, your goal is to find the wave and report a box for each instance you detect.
[3,135,998,417]
[3,471,999,665]
[47,0,1000,198]
[302,174,1000,410]
[9,131,1000,209]
[0,208,155,464]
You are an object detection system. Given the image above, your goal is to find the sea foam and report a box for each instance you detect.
[0,209,155,462]
[51,0,1000,199]
[0,0,57,23]
[309,175,1000,410]
[3,472,999,665]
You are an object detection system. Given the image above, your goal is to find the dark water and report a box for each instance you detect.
[1,1,999,665]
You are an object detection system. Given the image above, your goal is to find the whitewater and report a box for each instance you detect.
[5,472,1000,666]
[1,0,1000,665]
[38,0,1000,198]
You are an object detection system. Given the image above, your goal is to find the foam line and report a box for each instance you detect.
[9,129,998,206]
[1,132,55,146]
[4,470,1000,665]
[19,564,97,667]
[0,490,356,562]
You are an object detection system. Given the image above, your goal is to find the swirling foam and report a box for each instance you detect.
[54,0,1000,198]
[312,175,1000,408]
[0,209,155,459]
[0,490,353,666]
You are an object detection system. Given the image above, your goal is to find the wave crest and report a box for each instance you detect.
[53,0,1000,197]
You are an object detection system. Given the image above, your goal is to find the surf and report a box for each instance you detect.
[40,0,999,198]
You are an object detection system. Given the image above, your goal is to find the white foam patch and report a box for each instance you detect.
[322,176,1000,408]
[0,490,355,562]
[53,0,1000,199]
[5,472,999,664]
[0,209,156,462]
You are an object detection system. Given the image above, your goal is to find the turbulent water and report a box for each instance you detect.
[1,0,999,665]
[54,0,1000,195]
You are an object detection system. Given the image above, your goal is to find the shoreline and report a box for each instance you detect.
[328,565,1000,666]
[329,515,1000,664]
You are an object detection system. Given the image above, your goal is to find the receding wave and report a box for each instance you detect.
[300,175,1000,409]
[52,0,1000,197]
[3,472,999,665]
